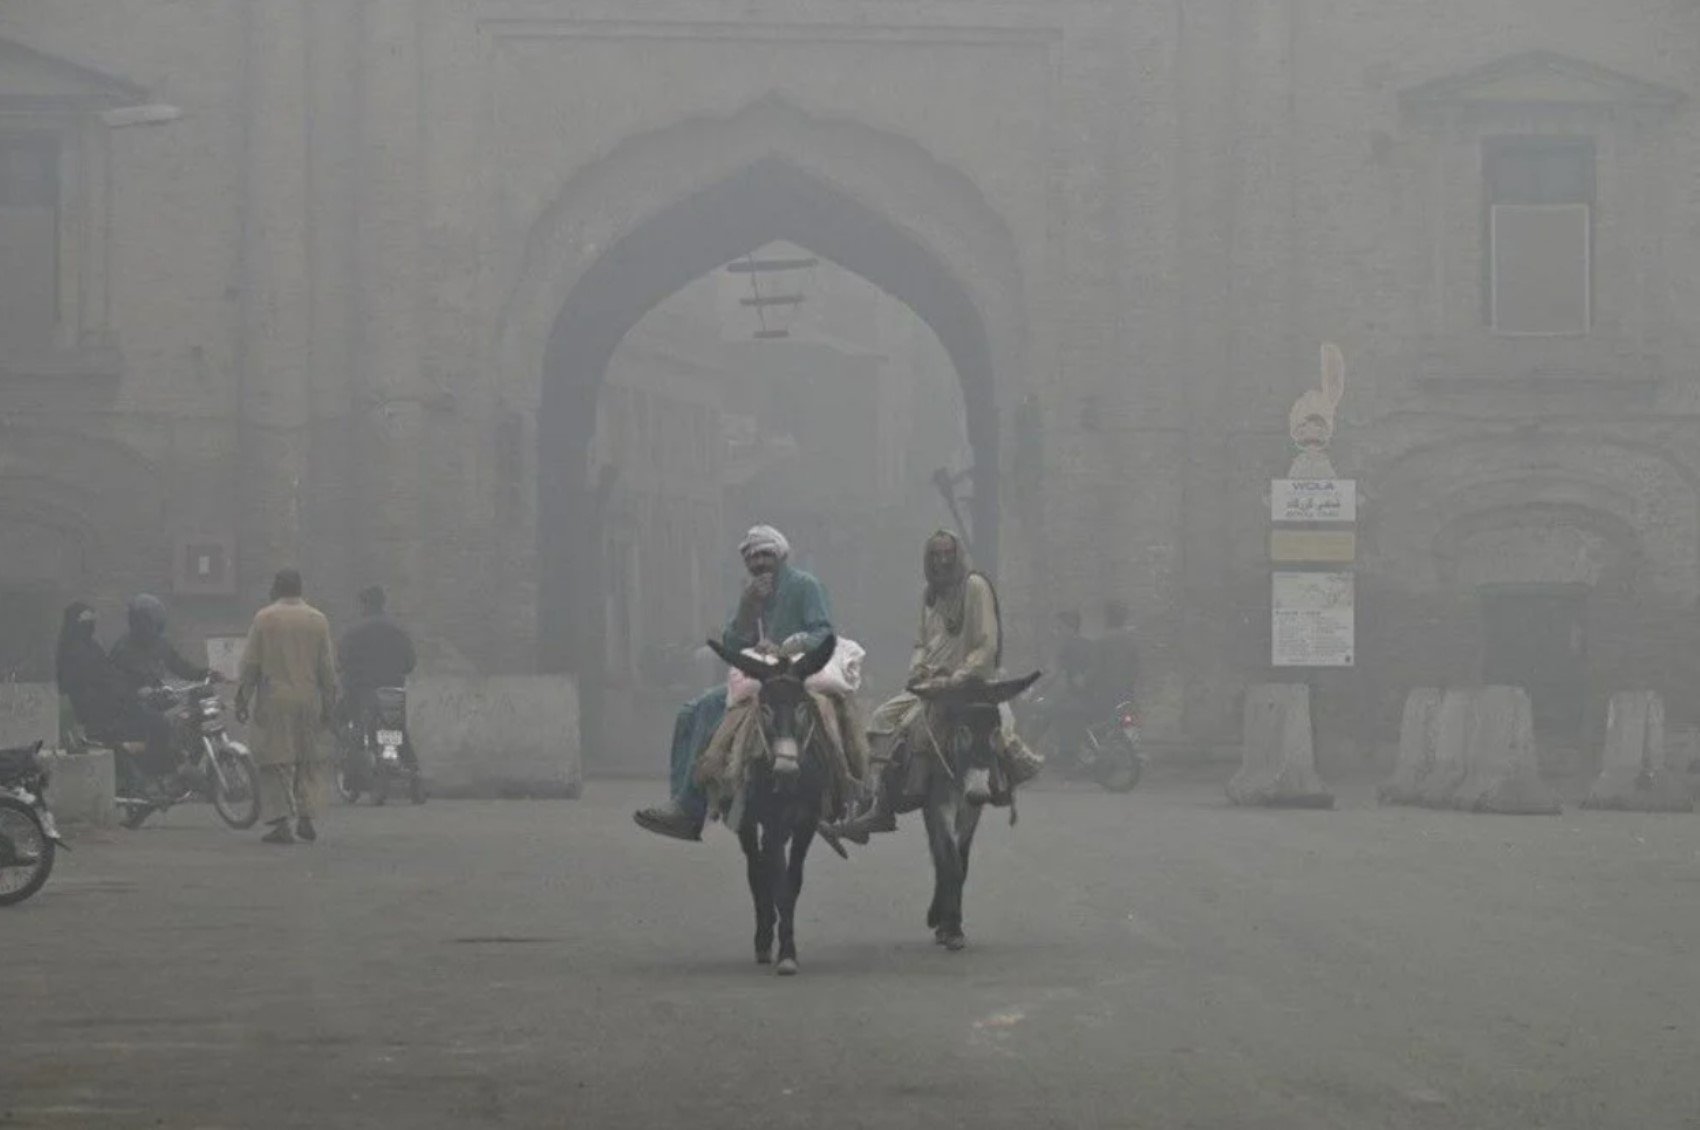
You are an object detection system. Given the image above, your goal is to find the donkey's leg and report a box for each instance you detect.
[951,799,984,946]
[923,792,965,949]
[922,797,946,931]
[774,823,813,975]
[741,820,774,964]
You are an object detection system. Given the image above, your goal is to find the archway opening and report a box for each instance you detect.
[538,158,1001,754]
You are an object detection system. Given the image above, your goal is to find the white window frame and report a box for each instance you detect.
[1488,201,1592,338]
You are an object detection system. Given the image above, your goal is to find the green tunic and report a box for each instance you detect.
[669,565,834,811]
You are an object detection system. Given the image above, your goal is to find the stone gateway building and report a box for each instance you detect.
[2,2,1697,757]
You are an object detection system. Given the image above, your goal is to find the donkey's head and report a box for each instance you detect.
[911,671,1042,776]
[708,634,837,778]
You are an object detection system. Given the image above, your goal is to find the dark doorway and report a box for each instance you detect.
[1479,584,1589,739]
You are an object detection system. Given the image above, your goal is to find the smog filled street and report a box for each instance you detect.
[5,777,1698,1130]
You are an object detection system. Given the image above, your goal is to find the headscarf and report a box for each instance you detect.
[56,602,97,685]
[127,593,168,641]
[738,525,791,562]
[923,530,972,635]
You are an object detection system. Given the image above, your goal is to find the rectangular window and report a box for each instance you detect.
[0,133,61,351]
[1484,138,1594,336]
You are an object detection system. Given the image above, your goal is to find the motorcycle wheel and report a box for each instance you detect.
[210,745,262,830]
[1092,733,1143,794]
[371,769,389,807]
[0,795,55,906]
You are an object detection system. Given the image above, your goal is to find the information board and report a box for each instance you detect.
[1271,570,1355,667]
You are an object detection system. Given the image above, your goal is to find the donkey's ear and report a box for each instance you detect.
[985,670,1043,705]
[791,633,837,682]
[706,639,779,681]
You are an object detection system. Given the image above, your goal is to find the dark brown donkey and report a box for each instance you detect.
[705,634,838,976]
[909,671,1042,951]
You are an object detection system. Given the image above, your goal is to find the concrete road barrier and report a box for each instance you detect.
[1413,689,1474,808]
[1452,686,1561,815]
[1227,684,1334,809]
[1379,688,1443,806]
[408,675,582,798]
[0,683,59,750]
[40,749,116,828]
[1583,691,1693,813]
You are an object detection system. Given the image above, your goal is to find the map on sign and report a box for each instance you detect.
[1271,479,1356,523]
[1272,571,1354,667]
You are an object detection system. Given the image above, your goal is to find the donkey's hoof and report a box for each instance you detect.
[940,932,966,952]
[933,927,949,946]
[756,949,773,965]
[775,957,799,976]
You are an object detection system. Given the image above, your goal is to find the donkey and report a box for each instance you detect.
[908,671,1042,951]
[705,633,840,976]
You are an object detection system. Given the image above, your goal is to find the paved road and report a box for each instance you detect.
[4,775,1699,1129]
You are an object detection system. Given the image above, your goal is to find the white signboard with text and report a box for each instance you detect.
[1272,571,1355,667]
[1271,479,1357,524]
[206,637,247,683]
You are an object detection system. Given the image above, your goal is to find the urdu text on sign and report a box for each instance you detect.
[1271,479,1356,523]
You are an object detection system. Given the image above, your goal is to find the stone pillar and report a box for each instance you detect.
[1227,683,1334,808]
[353,0,426,621]
[1584,691,1693,813]
[303,0,362,606]
[237,0,313,598]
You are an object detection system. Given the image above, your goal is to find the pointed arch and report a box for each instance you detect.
[494,99,1028,670]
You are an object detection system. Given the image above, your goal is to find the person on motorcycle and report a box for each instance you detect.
[106,595,214,794]
[56,602,175,792]
[823,530,1042,845]
[1086,599,1140,717]
[110,594,212,692]
[633,525,833,842]
[337,585,418,770]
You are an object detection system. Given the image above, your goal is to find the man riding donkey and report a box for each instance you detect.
[635,525,862,843]
[824,530,1043,845]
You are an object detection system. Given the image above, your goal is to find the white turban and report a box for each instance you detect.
[739,524,790,561]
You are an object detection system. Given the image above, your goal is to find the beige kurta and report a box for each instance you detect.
[239,598,338,769]
[869,574,1001,737]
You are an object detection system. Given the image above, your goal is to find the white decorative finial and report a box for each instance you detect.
[1288,343,1345,477]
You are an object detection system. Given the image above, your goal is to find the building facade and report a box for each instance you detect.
[1,1,1697,752]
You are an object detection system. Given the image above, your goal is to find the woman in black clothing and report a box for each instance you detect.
[56,602,176,789]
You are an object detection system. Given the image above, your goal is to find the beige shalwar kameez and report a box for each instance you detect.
[239,597,338,823]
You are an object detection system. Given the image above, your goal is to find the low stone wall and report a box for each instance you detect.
[0,683,60,750]
[408,675,582,798]
[1583,692,1693,813]
[1227,684,1334,809]
[40,749,116,828]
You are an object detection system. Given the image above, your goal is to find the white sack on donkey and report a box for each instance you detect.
[726,635,865,706]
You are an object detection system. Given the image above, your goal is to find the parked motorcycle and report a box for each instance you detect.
[115,677,261,830]
[335,687,425,806]
[1017,689,1145,793]
[0,741,65,906]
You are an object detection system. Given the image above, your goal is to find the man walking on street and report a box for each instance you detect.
[235,569,338,846]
